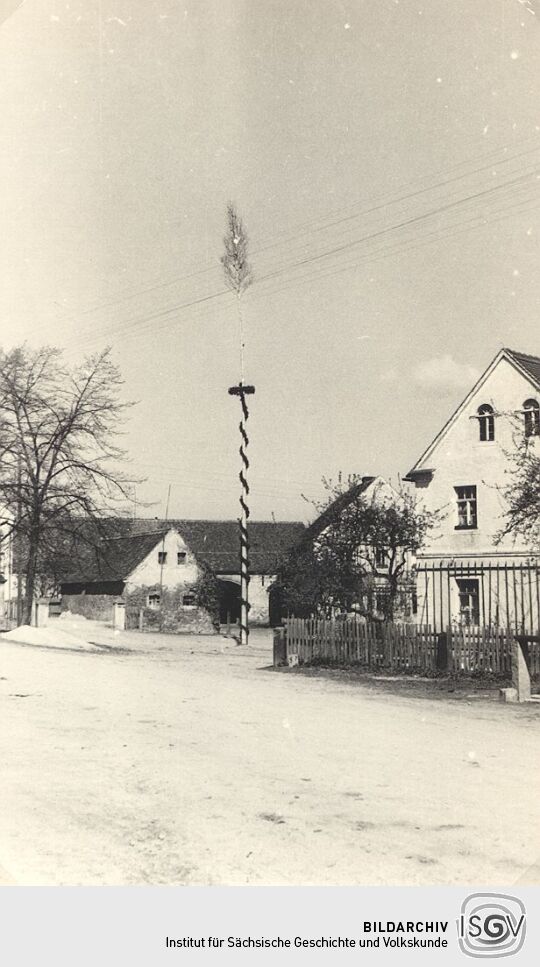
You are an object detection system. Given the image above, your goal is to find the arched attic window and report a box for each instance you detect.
[523,398,540,438]
[477,404,495,442]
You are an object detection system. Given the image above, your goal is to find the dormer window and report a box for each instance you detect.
[477,404,495,442]
[523,398,540,438]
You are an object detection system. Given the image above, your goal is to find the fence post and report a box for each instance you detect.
[273,626,287,666]
[33,598,50,628]
[113,600,126,631]
[436,632,449,671]
[138,608,144,632]
[512,637,531,702]
[385,623,393,669]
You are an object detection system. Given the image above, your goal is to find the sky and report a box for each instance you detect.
[0,0,539,522]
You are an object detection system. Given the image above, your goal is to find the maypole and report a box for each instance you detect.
[221,204,254,646]
[228,381,255,645]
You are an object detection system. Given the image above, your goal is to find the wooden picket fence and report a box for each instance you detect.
[284,618,438,671]
[451,627,540,676]
[282,618,540,677]
[451,626,512,674]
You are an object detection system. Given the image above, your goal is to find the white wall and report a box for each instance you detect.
[127,529,201,590]
[412,357,540,558]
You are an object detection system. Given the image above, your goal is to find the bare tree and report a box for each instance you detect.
[0,345,135,624]
[275,475,439,620]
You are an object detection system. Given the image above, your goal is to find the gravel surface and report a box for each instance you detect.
[0,621,538,886]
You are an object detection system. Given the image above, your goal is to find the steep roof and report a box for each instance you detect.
[169,519,305,572]
[61,531,168,584]
[503,348,540,390]
[297,476,394,548]
[405,347,540,480]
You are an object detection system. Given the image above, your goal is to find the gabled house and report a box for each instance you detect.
[7,517,305,629]
[405,347,540,631]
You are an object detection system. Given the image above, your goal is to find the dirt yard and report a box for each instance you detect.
[0,619,538,886]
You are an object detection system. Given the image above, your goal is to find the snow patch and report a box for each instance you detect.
[1,625,98,652]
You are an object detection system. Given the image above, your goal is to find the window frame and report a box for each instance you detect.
[456,578,480,627]
[157,551,167,565]
[147,592,161,610]
[477,403,495,442]
[454,485,478,530]
[177,551,187,565]
[523,398,540,439]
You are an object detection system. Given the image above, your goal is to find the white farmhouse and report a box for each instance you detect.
[10,518,304,631]
[405,348,540,631]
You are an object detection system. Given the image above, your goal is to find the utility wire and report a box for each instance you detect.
[31,135,540,336]
[67,167,540,352]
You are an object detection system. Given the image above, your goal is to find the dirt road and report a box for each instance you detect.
[0,622,538,885]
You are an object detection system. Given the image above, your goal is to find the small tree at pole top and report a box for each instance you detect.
[221,203,255,646]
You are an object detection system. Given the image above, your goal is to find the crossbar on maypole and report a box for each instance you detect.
[229,382,255,646]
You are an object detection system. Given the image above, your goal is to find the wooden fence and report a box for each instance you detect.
[281,618,540,677]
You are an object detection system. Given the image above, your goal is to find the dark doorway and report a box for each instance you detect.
[218,579,240,624]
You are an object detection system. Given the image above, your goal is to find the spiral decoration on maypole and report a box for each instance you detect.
[229,383,255,645]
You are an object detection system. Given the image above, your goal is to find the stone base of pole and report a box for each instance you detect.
[499,638,532,703]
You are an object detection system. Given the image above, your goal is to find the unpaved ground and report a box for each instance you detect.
[0,620,538,886]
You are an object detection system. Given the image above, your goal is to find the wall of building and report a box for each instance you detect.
[216,573,273,625]
[62,593,117,620]
[125,585,215,634]
[130,529,201,588]
[410,357,540,629]
[413,357,540,558]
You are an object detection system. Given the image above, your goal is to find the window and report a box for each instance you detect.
[456,579,480,626]
[455,486,477,529]
[177,551,187,565]
[523,398,540,438]
[477,403,495,442]
[158,551,167,565]
[147,592,161,610]
[182,593,196,607]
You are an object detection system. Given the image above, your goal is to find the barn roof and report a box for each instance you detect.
[60,531,167,584]
[300,477,378,546]
[12,518,305,583]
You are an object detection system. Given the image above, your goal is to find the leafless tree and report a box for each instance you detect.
[276,475,439,620]
[0,345,135,624]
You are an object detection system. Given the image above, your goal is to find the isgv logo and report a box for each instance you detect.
[457,894,526,959]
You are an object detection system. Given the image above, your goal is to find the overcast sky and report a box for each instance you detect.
[1,0,539,521]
